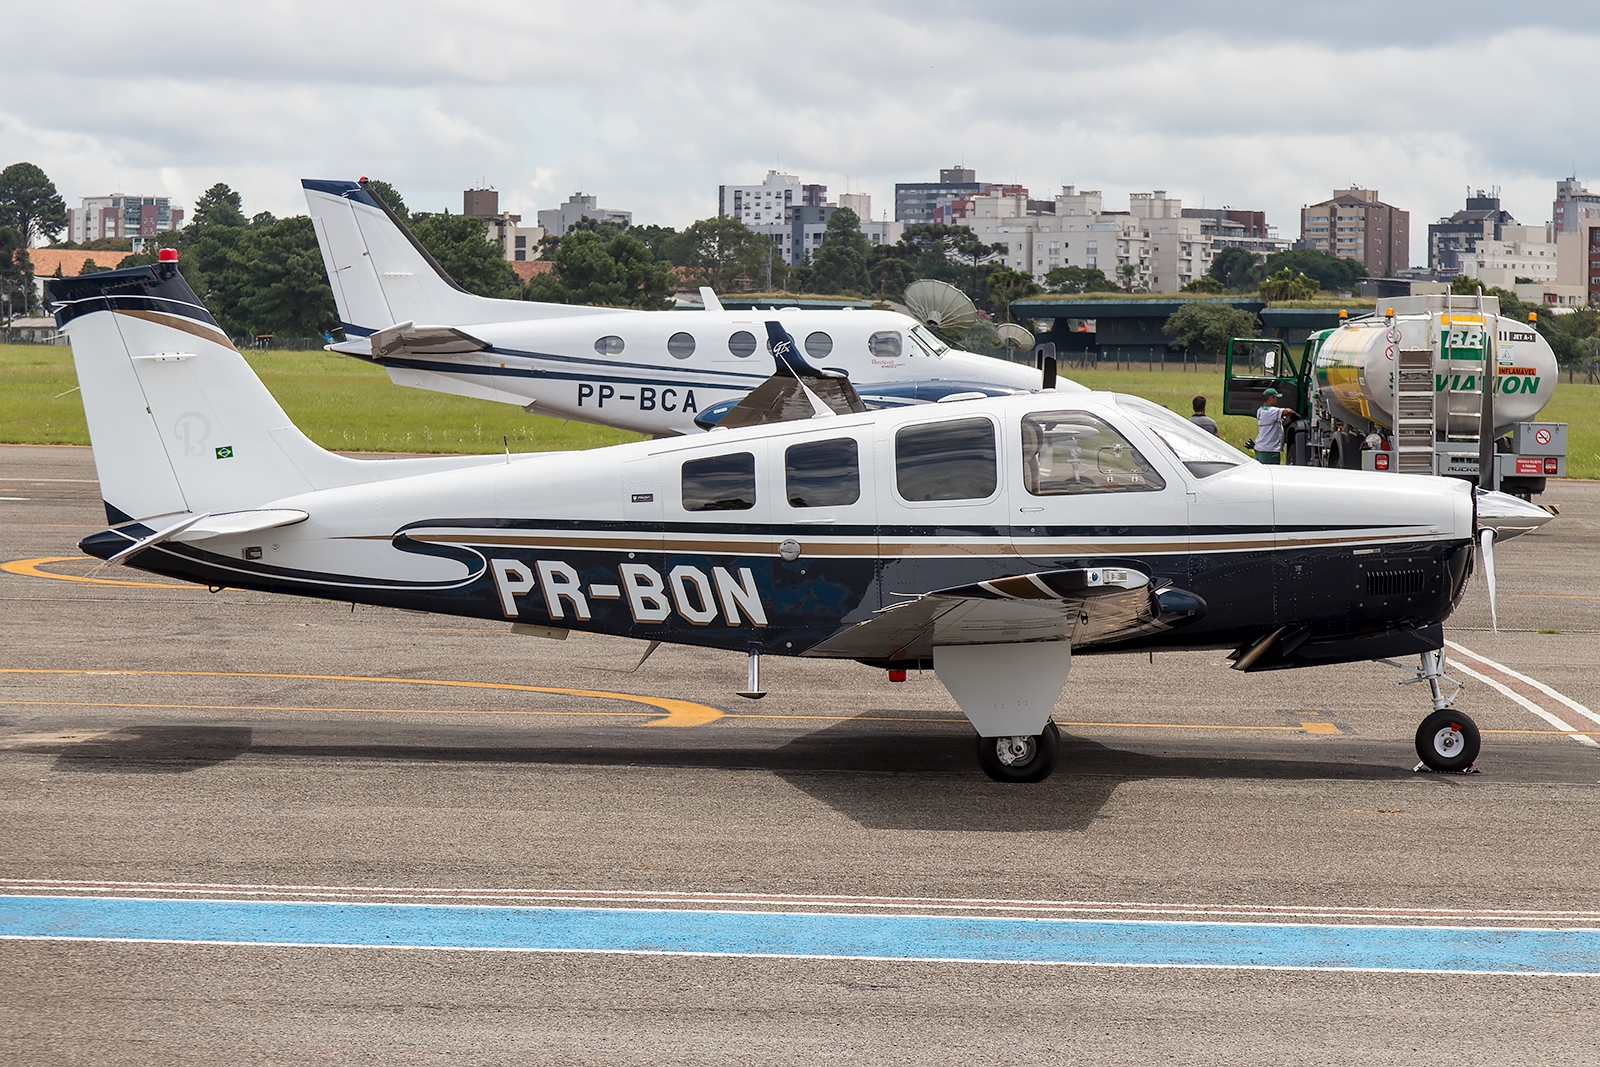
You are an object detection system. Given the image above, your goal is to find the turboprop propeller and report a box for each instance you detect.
[1473,487,1554,632]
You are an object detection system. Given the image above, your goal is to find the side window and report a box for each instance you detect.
[785,437,860,508]
[804,332,833,359]
[1021,412,1166,495]
[667,332,696,359]
[594,335,625,356]
[727,331,757,358]
[895,418,997,502]
[868,331,902,360]
[682,452,756,512]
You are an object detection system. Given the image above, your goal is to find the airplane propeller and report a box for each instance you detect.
[1473,488,1554,634]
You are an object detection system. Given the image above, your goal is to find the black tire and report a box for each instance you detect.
[976,721,1061,783]
[1415,709,1480,772]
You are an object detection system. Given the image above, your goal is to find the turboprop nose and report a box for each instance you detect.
[1475,488,1554,541]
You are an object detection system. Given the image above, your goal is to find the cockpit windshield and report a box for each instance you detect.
[908,324,950,359]
[1114,394,1250,478]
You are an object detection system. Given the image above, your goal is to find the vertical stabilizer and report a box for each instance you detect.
[301,179,613,335]
[48,261,362,522]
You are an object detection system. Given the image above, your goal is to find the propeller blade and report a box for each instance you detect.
[1480,527,1497,633]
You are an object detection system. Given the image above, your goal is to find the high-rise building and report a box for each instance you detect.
[67,195,185,246]
[895,166,983,223]
[536,193,632,236]
[1299,189,1409,277]
[1552,176,1600,234]
[719,171,802,225]
[1180,208,1287,257]
[1426,190,1517,276]
[463,188,545,262]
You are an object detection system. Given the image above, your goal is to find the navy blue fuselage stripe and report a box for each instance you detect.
[5,896,1599,974]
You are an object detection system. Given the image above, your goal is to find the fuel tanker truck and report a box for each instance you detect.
[1221,293,1566,499]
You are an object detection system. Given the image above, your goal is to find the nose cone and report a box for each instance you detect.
[1476,488,1553,540]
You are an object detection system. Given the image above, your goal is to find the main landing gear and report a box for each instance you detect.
[1397,649,1481,773]
[975,721,1061,783]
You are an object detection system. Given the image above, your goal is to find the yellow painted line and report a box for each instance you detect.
[0,669,722,728]
[0,700,673,721]
[1300,721,1343,735]
[1508,593,1600,600]
[1,556,195,589]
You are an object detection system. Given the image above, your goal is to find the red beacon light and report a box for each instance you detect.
[158,248,179,263]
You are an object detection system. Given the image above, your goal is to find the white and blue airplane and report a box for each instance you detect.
[301,178,1045,434]
[47,255,1550,781]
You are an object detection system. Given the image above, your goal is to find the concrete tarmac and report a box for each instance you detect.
[3,444,1599,1065]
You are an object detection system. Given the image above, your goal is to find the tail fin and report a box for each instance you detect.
[48,261,362,523]
[301,178,609,334]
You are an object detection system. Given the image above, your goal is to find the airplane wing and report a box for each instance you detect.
[327,321,490,361]
[804,567,1206,661]
[716,320,867,431]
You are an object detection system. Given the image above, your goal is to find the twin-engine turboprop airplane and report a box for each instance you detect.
[49,256,1552,781]
[300,178,1045,434]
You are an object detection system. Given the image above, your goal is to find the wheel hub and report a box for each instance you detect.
[1432,725,1463,757]
[996,735,1036,767]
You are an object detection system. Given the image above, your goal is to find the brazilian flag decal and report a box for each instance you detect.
[215,446,234,459]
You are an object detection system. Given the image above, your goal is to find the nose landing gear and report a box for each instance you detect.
[1388,648,1480,772]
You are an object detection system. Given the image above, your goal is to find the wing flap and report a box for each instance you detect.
[327,321,490,361]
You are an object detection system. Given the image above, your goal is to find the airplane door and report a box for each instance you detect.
[767,428,879,632]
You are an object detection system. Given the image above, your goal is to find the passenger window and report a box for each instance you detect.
[594,335,625,356]
[727,331,757,357]
[785,438,860,508]
[682,452,756,512]
[804,331,833,359]
[895,418,996,501]
[868,331,902,360]
[1021,412,1165,495]
[667,332,696,359]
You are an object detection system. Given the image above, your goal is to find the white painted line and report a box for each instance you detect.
[1447,640,1600,728]
[0,498,29,501]
[1449,661,1598,747]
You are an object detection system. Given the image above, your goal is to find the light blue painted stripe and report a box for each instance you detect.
[4,895,1600,974]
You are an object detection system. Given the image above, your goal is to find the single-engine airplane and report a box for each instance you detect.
[49,256,1552,781]
[300,178,1045,434]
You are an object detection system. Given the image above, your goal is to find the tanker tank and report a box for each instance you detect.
[1312,294,1556,439]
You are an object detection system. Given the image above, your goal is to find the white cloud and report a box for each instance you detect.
[3,1,1594,266]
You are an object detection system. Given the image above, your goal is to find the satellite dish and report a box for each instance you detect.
[995,322,1035,351]
[904,279,979,332]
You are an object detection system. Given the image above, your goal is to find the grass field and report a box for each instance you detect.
[3,342,1595,476]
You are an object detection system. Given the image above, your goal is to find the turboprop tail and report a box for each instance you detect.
[301,178,612,337]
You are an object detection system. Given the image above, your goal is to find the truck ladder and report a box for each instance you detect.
[1393,338,1436,475]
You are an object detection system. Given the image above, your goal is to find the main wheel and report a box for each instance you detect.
[976,721,1061,783]
[1415,709,1480,772]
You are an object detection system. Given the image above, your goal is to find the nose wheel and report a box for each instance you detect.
[1415,709,1480,772]
[976,721,1061,783]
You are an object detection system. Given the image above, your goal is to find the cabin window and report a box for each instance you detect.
[785,437,860,508]
[1115,394,1247,478]
[868,331,902,360]
[682,452,756,512]
[728,330,758,358]
[895,417,997,501]
[1021,412,1165,495]
[667,332,696,359]
[594,335,625,356]
[804,331,833,359]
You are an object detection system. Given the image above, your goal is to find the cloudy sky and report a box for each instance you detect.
[4,1,1594,265]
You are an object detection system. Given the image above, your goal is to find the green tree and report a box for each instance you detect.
[0,162,67,247]
[1162,303,1261,356]
[79,258,109,275]
[408,213,521,298]
[1181,275,1225,293]
[1044,265,1117,293]
[525,229,673,309]
[1257,268,1319,301]
[986,267,1041,322]
[0,226,31,315]
[630,224,678,262]
[1207,246,1263,290]
[364,179,408,221]
[1117,263,1141,292]
[660,216,779,292]
[959,319,1001,352]
[1260,248,1365,292]
[191,183,247,229]
[229,216,339,337]
[808,208,872,294]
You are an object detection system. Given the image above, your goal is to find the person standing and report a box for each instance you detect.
[1188,395,1218,435]
[1253,388,1297,464]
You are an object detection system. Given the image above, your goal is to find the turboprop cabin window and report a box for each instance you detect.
[682,452,756,511]
[1021,412,1165,495]
[868,331,902,360]
[785,437,860,507]
[895,417,997,501]
[594,335,625,356]
[728,331,758,358]
[804,331,833,359]
[667,332,696,359]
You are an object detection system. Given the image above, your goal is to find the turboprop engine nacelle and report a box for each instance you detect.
[1314,295,1556,437]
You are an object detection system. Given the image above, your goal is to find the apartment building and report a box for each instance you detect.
[536,192,632,236]
[1460,223,1559,288]
[1426,190,1518,275]
[67,195,185,246]
[1555,216,1600,305]
[462,188,545,261]
[1553,176,1600,234]
[1299,189,1409,277]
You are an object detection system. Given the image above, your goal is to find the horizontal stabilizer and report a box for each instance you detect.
[171,509,310,541]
